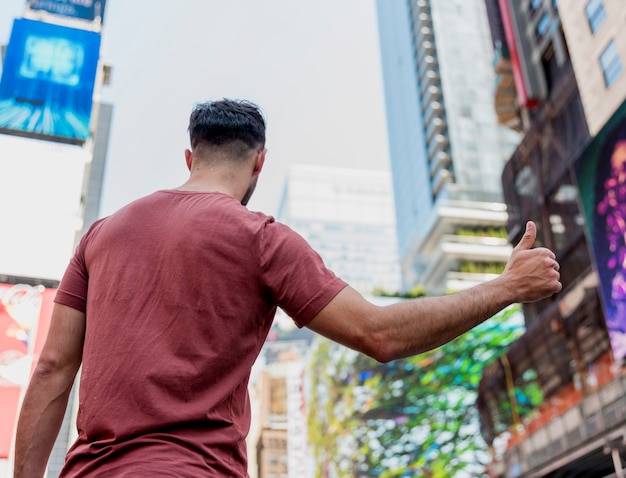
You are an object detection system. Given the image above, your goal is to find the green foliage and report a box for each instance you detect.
[455,227,508,238]
[458,262,506,275]
[482,364,545,438]
[307,304,525,477]
[372,285,427,299]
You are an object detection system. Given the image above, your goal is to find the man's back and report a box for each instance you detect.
[56,190,345,477]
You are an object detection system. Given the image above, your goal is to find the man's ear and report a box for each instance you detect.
[253,148,266,175]
[185,149,193,171]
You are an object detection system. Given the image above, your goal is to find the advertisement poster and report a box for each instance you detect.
[0,19,101,143]
[28,0,106,23]
[576,100,626,362]
[0,284,55,458]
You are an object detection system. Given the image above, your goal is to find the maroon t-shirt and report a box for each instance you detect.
[55,190,347,477]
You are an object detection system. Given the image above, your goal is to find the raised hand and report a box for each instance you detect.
[500,221,562,303]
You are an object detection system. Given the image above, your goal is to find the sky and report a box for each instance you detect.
[0,0,391,217]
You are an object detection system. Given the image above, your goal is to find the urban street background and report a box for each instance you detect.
[3,0,626,476]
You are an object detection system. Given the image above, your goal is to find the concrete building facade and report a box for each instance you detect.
[559,0,626,136]
[253,340,311,478]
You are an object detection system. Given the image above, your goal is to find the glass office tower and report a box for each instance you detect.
[277,164,401,296]
[376,0,520,293]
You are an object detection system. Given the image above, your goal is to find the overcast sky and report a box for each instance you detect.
[0,0,391,217]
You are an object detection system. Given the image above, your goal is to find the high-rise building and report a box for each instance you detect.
[0,2,110,476]
[376,0,521,293]
[478,0,626,476]
[277,164,401,295]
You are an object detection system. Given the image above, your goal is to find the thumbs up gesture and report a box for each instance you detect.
[500,221,563,303]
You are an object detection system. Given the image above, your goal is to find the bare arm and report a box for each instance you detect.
[307,221,562,363]
[14,303,85,478]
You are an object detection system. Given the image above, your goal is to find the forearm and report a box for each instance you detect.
[14,364,76,478]
[308,280,515,363]
[307,221,561,364]
[376,276,514,361]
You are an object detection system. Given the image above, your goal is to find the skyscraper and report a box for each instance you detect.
[277,164,401,296]
[376,0,520,293]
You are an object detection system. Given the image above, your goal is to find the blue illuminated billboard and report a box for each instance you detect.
[27,0,106,23]
[0,19,101,143]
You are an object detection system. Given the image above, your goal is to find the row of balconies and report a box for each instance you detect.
[409,0,454,193]
[423,234,511,292]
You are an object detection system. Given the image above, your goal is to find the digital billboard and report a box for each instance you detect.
[27,0,106,23]
[0,283,56,458]
[576,99,626,362]
[0,19,101,143]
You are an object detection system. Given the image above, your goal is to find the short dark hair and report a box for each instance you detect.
[188,99,266,153]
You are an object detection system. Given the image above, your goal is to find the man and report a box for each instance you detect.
[14,99,562,477]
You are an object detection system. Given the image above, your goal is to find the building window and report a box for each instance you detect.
[600,40,623,87]
[585,0,606,34]
[541,42,557,93]
[529,0,543,18]
[534,14,551,43]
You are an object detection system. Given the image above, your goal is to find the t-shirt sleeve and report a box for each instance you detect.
[54,219,103,312]
[259,220,347,328]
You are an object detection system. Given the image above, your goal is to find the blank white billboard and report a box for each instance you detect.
[0,134,87,281]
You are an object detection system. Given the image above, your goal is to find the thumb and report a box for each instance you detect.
[515,221,536,251]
